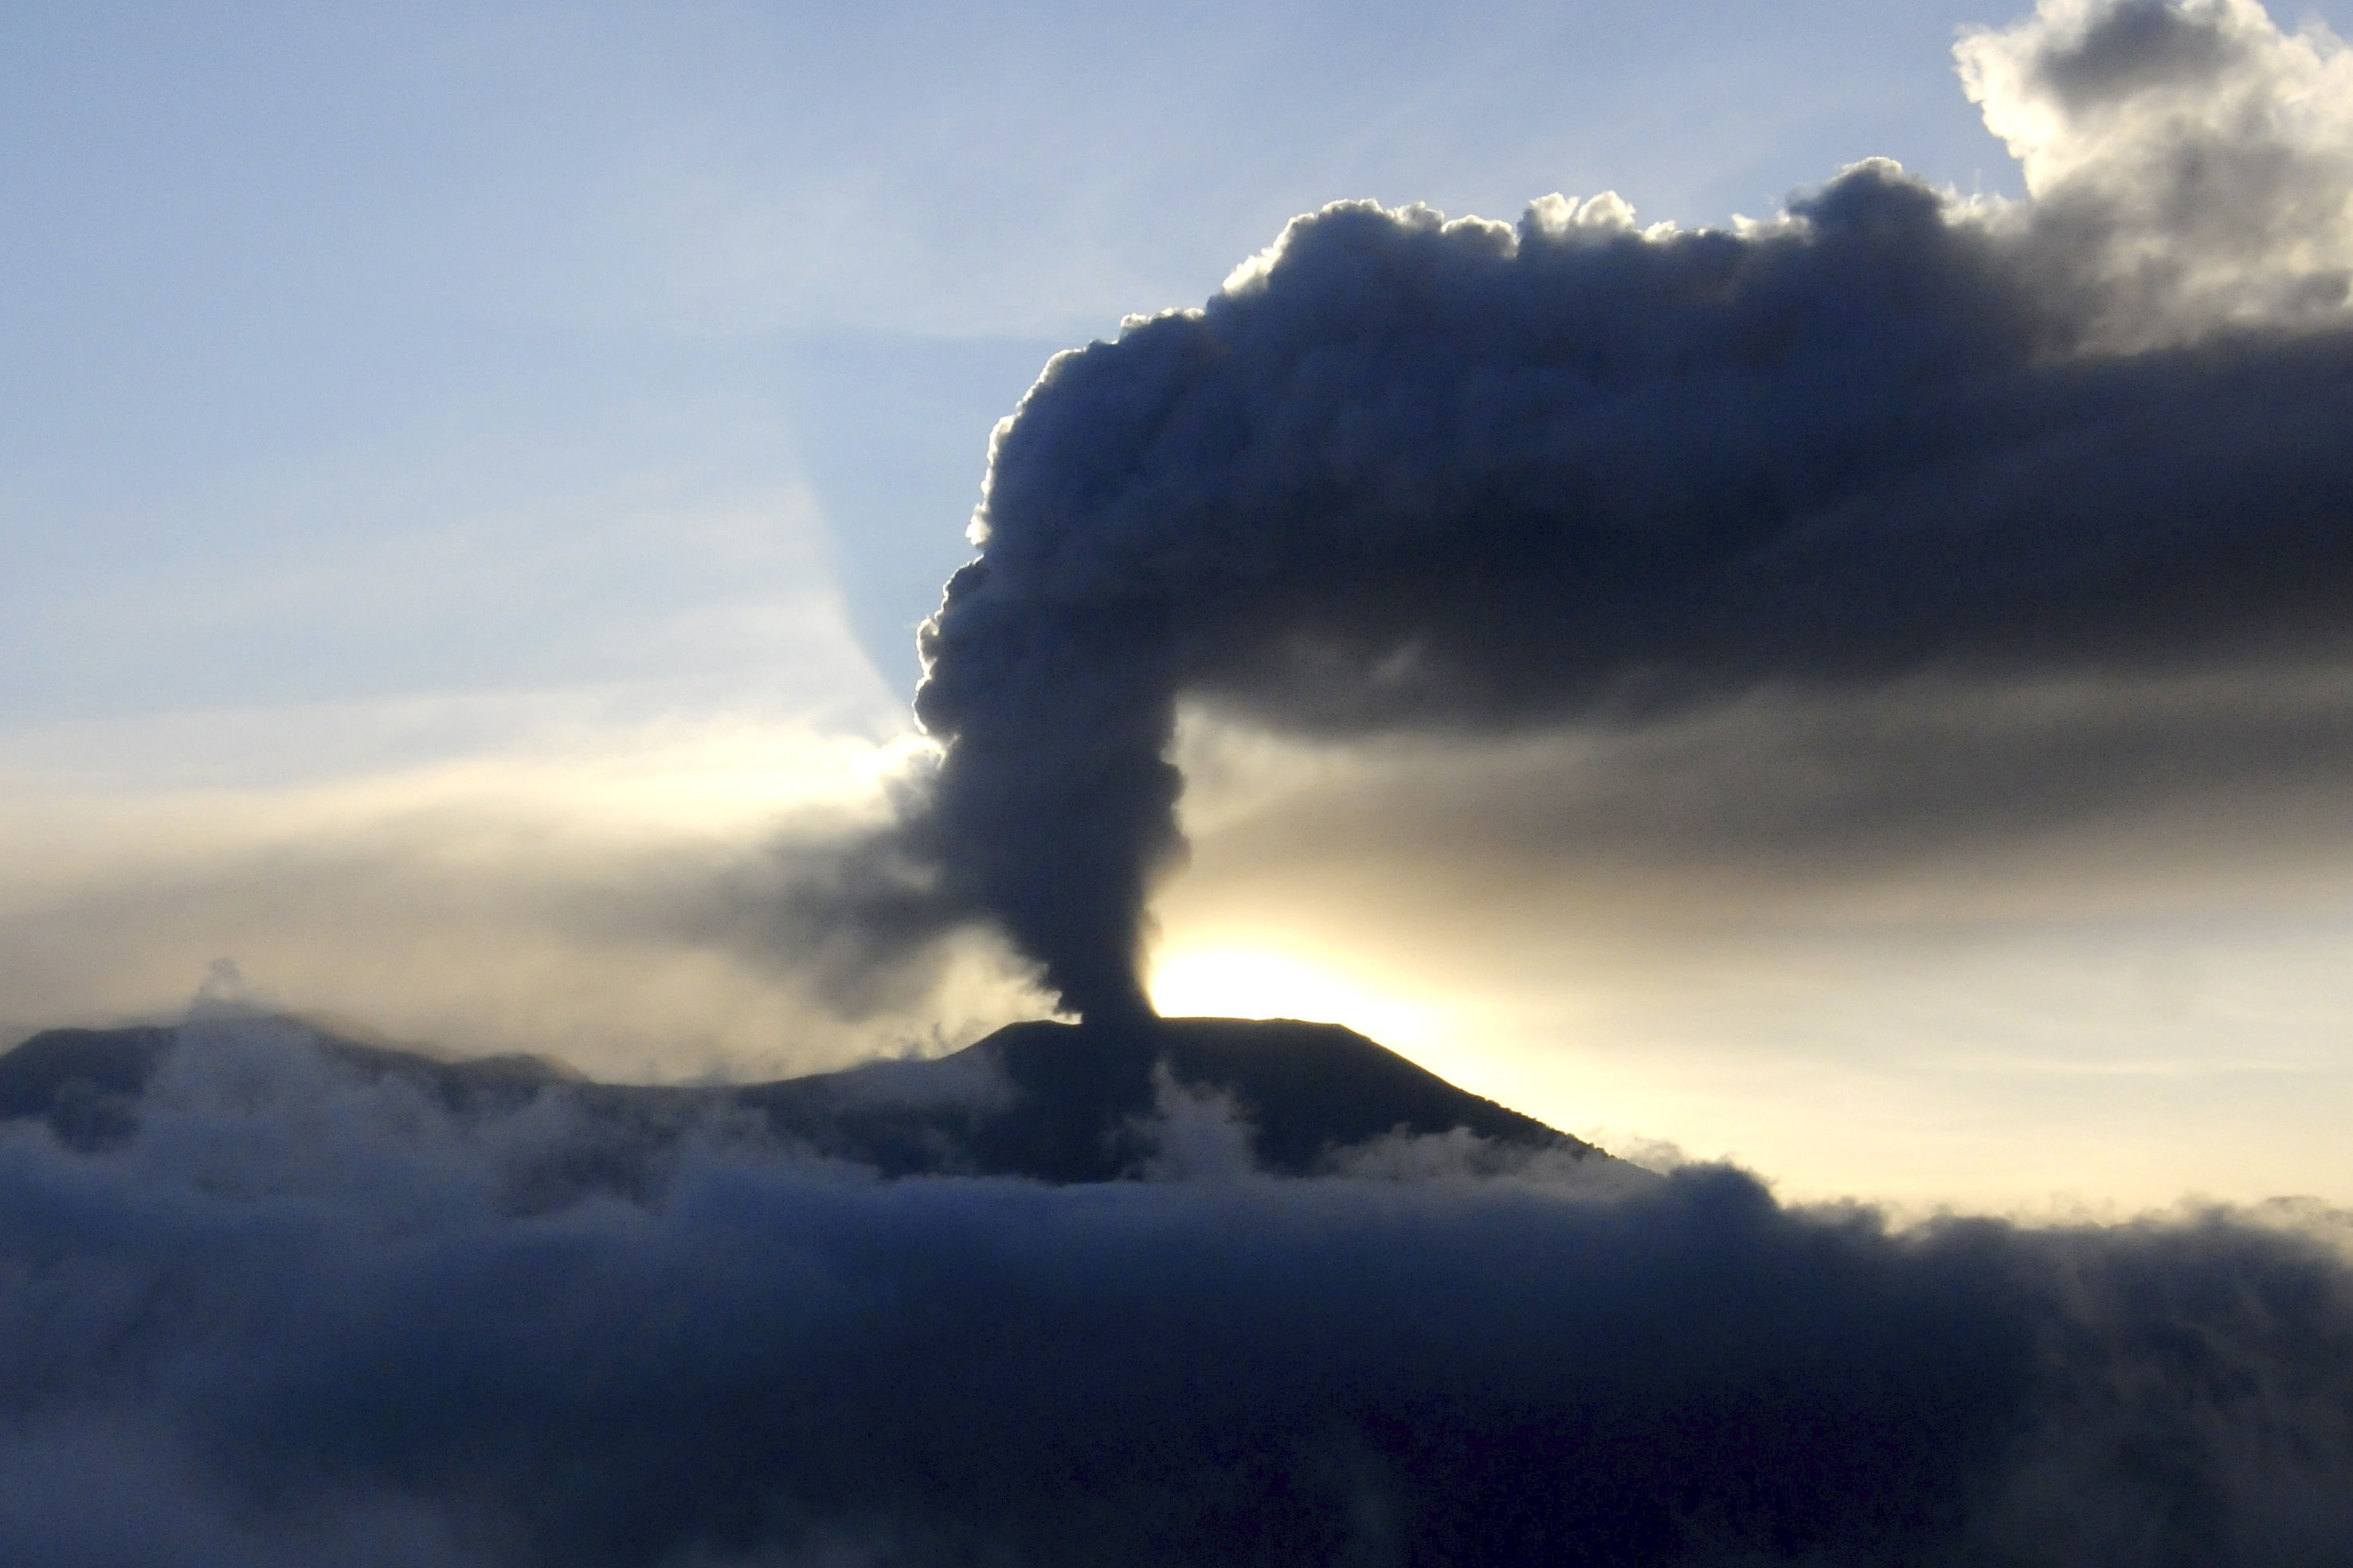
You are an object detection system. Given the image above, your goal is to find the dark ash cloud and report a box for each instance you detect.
[1,1016,2350,1566]
[903,127,2353,1012]
[1167,662,2353,901]
[798,0,2353,1018]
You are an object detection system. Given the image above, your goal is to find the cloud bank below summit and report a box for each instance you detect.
[0,1014,2349,1566]
[866,0,2353,1019]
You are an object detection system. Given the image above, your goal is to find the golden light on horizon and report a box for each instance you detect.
[1147,940,1443,1050]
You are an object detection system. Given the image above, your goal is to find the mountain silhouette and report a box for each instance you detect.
[0,1011,1606,1183]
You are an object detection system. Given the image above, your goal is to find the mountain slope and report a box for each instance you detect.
[0,1011,1607,1183]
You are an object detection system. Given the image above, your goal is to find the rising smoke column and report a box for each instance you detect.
[909,0,2353,1019]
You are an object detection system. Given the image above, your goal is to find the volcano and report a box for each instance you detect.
[0,1011,1608,1183]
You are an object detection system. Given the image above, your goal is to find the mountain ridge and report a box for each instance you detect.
[0,1010,1611,1184]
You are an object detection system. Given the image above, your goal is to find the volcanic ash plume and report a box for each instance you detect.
[896,0,2353,1018]
[800,0,2343,1025]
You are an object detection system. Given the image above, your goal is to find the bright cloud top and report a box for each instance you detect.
[1962,0,2353,340]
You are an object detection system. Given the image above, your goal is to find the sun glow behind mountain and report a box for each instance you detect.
[1148,940,1442,1050]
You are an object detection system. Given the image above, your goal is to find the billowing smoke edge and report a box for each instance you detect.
[880,0,2353,1016]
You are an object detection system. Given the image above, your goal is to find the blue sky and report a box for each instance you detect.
[6,0,2353,1210]
[2,0,2046,727]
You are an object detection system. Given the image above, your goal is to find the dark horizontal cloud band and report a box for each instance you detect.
[2,1026,2350,1566]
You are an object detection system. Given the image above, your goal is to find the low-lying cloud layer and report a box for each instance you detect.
[886,0,2353,1017]
[1,1015,2347,1566]
[0,716,1037,1080]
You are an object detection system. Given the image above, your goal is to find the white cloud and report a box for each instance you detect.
[1961,0,2353,341]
